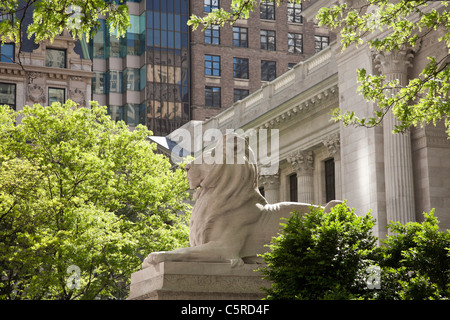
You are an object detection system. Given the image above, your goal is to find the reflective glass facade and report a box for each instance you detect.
[88,0,190,135]
[146,0,190,136]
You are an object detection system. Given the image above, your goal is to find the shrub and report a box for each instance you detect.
[260,204,450,300]
[260,203,378,300]
[375,211,450,300]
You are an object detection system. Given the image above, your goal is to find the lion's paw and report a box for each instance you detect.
[230,258,244,268]
[142,251,167,269]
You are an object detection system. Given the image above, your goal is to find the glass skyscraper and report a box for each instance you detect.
[145,0,190,136]
[88,0,190,136]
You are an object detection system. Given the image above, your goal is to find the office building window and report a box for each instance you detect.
[260,1,275,20]
[205,25,220,45]
[123,68,141,91]
[89,19,106,59]
[0,43,14,63]
[260,30,276,51]
[233,89,249,102]
[315,35,329,53]
[46,48,66,68]
[106,70,123,93]
[0,11,13,22]
[92,72,105,94]
[233,57,249,79]
[287,2,302,23]
[107,105,124,122]
[125,103,146,127]
[0,83,16,110]
[126,13,145,56]
[204,0,219,12]
[233,27,248,47]
[289,173,298,202]
[48,87,65,105]
[205,55,221,77]
[325,158,336,202]
[261,60,276,81]
[288,33,303,53]
[288,63,296,69]
[205,86,221,107]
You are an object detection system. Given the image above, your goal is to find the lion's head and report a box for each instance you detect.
[185,133,264,200]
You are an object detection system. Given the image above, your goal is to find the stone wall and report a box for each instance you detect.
[0,29,93,111]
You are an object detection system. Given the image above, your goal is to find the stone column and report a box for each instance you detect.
[287,150,314,204]
[259,172,280,204]
[374,48,416,224]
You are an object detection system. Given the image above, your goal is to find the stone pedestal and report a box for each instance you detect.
[127,262,270,300]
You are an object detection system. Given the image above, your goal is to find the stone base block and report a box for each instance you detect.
[127,261,270,300]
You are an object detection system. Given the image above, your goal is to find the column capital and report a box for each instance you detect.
[258,172,280,190]
[287,150,314,175]
[373,45,418,75]
[323,133,340,158]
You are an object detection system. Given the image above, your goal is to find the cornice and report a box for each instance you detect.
[0,62,93,81]
[245,81,339,132]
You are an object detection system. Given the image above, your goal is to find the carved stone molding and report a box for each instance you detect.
[287,150,314,175]
[256,84,338,131]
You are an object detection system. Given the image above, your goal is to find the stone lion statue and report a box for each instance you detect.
[142,133,341,268]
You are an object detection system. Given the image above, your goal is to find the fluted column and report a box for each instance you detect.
[375,48,416,224]
[259,172,280,204]
[287,150,314,204]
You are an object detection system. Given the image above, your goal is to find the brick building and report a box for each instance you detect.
[189,0,335,121]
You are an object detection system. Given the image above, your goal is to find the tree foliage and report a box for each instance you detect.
[0,101,191,299]
[0,0,130,61]
[260,204,450,300]
[318,0,450,136]
[375,211,450,300]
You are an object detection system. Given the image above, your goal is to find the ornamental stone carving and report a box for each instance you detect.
[258,172,280,191]
[69,88,86,107]
[27,83,46,103]
[323,133,340,158]
[287,150,314,175]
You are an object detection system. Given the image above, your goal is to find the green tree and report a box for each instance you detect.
[316,0,450,137]
[0,101,191,299]
[260,203,379,300]
[0,0,130,63]
[189,1,450,137]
